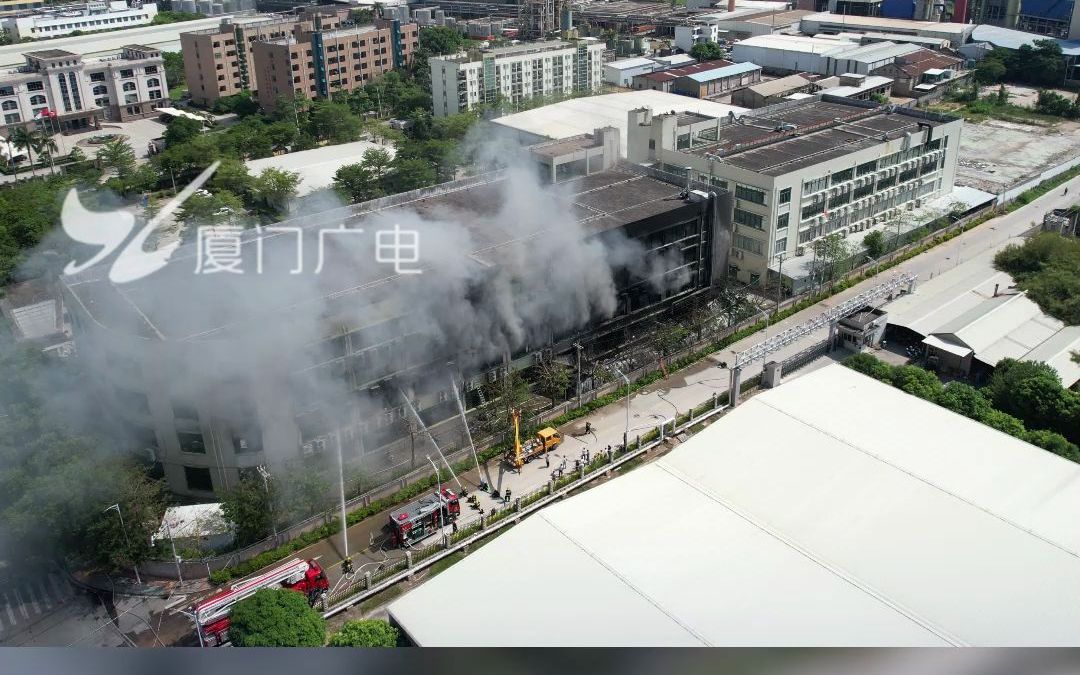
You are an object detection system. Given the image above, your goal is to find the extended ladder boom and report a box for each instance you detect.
[193,558,311,625]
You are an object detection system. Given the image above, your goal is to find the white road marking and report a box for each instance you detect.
[23,584,41,615]
[35,580,53,610]
[48,574,69,603]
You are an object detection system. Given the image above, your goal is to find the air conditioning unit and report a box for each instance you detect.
[313,437,327,453]
[796,246,805,256]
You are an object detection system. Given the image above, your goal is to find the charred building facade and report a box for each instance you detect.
[61,166,732,498]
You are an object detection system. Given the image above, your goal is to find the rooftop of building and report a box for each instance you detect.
[529,133,605,158]
[433,39,579,63]
[828,40,921,63]
[800,11,975,35]
[969,24,1080,55]
[62,167,697,341]
[685,95,957,176]
[24,48,76,58]
[641,59,736,82]
[490,90,747,155]
[649,53,696,67]
[123,43,160,52]
[745,73,814,96]
[894,48,963,77]
[742,8,815,25]
[681,60,761,82]
[818,73,893,97]
[832,30,951,47]
[733,33,858,53]
[388,363,1080,646]
[605,56,658,70]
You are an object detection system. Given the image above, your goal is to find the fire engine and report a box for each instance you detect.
[190,557,329,646]
[386,488,460,548]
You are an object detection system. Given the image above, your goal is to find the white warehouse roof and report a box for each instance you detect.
[491,91,747,155]
[605,56,657,71]
[887,246,1080,386]
[389,364,1080,646]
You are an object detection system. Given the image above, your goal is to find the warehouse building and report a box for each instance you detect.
[61,166,733,497]
[429,39,605,117]
[672,61,763,99]
[603,56,659,87]
[886,246,1080,386]
[389,363,1080,646]
[1,0,158,41]
[799,12,976,42]
[815,72,893,99]
[730,34,860,74]
[886,48,966,98]
[627,95,962,286]
[732,73,816,107]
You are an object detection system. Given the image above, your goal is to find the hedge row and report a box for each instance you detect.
[207,167,1078,586]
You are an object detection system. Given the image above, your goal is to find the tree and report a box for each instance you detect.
[888,364,943,400]
[1011,40,1067,87]
[9,127,39,178]
[1024,429,1080,460]
[96,136,137,178]
[384,156,437,193]
[329,619,400,647]
[934,382,992,421]
[811,233,854,283]
[163,52,185,90]
[863,230,887,259]
[651,323,690,358]
[229,589,326,647]
[221,476,274,546]
[974,58,1006,85]
[842,352,894,382]
[535,361,571,405]
[985,358,1080,444]
[418,26,466,56]
[212,92,260,117]
[310,102,363,144]
[251,167,301,216]
[689,42,726,61]
[163,116,204,148]
[31,132,58,176]
[176,189,245,227]
[265,121,298,154]
[994,233,1080,325]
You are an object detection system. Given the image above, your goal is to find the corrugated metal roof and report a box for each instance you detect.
[605,56,657,70]
[971,24,1080,55]
[747,73,813,96]
[681,61,761,82]
[389,364,1080,646]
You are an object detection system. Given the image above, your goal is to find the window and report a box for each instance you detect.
[173,400,199,422]
[733,233,764,256]
[178,432,206,454]
[148,89,161,99]
[122,82,136,92]
[777,213,789,229]
[735,184,765,205]
[803,176,827,194]
[90,72,106,82]
[830,167,854,184]
[119,68,134,78]
[115,388,150,415]
[184,466,213,492]
[92,84,107,95]
[857,159,877,175]
[734,208,764,230]
[774,237,787,253]
[146,77,159,88]
[144,65,158,74]
[4,113,21,124]
[778,188,791,204]
[0,86,13,96]
[26,81,43,92]
[1,100,16,111]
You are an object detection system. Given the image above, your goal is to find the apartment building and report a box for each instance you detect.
[429,39,605,118]
[1,1,158,41]
[253,19,418,109]
[0,44,168,132]
[627,96,961,287]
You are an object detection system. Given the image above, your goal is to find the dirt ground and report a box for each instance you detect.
[955,116,1080,193]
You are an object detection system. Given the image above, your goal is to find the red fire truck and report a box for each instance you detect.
[190,557,329,646]
[386,488,460,548]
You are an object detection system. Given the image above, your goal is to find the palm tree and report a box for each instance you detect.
[2,135,19,181]
[9,127,38,178]
[31,132,57,176]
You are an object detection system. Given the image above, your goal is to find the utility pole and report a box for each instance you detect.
[334,432,349,562]
[774,251,787,313]
[164,518,183,586]
[256,465,278,541]
[611,365,631,450]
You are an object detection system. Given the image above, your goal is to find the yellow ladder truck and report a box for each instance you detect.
[506,409,562,470]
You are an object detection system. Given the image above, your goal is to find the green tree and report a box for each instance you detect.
[934,382,992,420]
[163,52,185,89]
[9,127,40,178]
[31,132,58,176]
[978,408,1027,437]
[150,10,204,25]
[212,92,260,117]
[208,158,255,197]
[842,352,895,382]
[163,116,204,148]
[229,589,326,647]
[535,361,571,405]
[863,230,886,259]
[221,476,274,546]
[176,189,245,227]
[265,120,298,153]
[328,619,400,647]
[1011,40,1067,87]
[96,136,137,178]
[974,58,1006,84]
[985,358,1080,444]
[1024,429,1080,460]
[310,102,363,143]
[888,364,943,400]
[812,233,855,282]
[251,167,301,216]
[689,42,726,61]
[384,156,437,193]
[419,26,467,56]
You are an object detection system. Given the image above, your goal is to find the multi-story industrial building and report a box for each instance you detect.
[627,95,961,287]
[252,18,418,109]
[0,44,168,131]
[429,39,606,118]
[60,165,733,497]
[0,0,45,18]
[179,8,351,107]
[1,1,158,41]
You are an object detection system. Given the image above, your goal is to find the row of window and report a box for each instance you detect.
[801,137,948,196]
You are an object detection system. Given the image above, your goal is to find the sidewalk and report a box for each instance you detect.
[197,173,1080,605]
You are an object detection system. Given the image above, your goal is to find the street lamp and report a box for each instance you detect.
[103,504,141,585]
[425,456,447,545]
[573,343,583,407]
[334,432,349,564]
[610,364,631,450]
[256,465,278,541]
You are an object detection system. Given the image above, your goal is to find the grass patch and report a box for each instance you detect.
[357,584,404,615]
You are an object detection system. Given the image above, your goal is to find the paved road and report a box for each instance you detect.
[175,174,1079,637]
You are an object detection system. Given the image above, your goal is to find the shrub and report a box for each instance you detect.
[328,619,400,647]
[229,589,326,647]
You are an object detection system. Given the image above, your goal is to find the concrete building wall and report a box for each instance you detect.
[2,1,158,40]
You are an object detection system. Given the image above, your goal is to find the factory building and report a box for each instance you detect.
[0,44,168,132]
[252,19,419,110]
[61,165,733,497]
[731,73,816,107]
[799,12,976,42]
[604,56,659,87]
[1,1,158,41]
[429,39,605,118]
[627,95,961,286]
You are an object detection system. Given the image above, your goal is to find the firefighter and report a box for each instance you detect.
[341,557,353,577]
[545,453,550,468]
[504,488,511,504]
[585,421,593,435]
[452,521,458,534]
